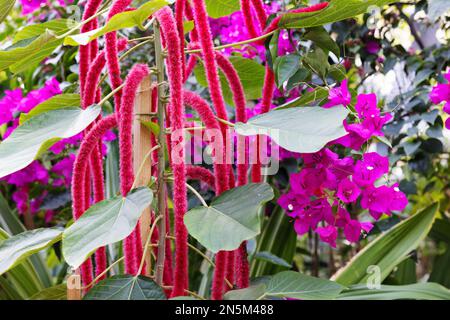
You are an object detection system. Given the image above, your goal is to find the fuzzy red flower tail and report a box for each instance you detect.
[156,7,188,297]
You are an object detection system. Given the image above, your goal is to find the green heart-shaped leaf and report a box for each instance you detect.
[235,106,349,153]
[332,203,439,286]
[62,187,153,269]
[279,0,396,29]
[83,275,166,300]
[64,0,171,46]
[0,228,63,275]
[0,105,101,179]
[184,183,274,253]
[225,271,345,300]
[20,94,80,124]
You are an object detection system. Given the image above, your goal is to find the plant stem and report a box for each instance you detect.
[57,6,111,39]
[83,256,125,289]
[98,83,126,105]
[184,30,277,54]
[153,20,167,286]
[166,235,233,289]
[166,178,208,207]
[137,215,162,276]
[130,145,160,191]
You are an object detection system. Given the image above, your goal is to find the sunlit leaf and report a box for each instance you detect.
[62,187,153,269]
[64,0,171,46]
[279,0,397,29]
[0,105,101,178]
[83,275,166,300]
[332,203,438,286]
[184,183,274,253]
[0,228,63,275]
[235,106,349,153]
[19,94,80,124]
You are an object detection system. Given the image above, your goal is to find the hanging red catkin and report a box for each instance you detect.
[186,165,216,190]
[213,53,248,289]
[72,115,118,287]
[105,0,133,115]
[191,0,234,300]
[214,52,248,186]
[156,6,188,297]
[175,0,186,80]
[79,0,103,96]
[183,0,199,42]
[84,38,129,108]
[240,0,259,39]
[118,63,150,275]
[183,90,228,194]
[184,55,197,83]
[191,0,229,140]
[250,0,267,31]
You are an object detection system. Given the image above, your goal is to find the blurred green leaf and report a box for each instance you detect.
[332,203,438,286]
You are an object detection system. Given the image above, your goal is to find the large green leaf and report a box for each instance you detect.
[64,0,171,46]
[279,0,396,29]
[13,19,74,43]
[274,54,301,87]
[20,94,80,124]
[28,284,67,300]
[194,56,266,106]
[83,275,166,300]
[0,105,100,179]
[225,271,345,300]
[0,0,15,23]
[0,229,45,299]
[303,26,340,57]
[62,187,153,269]
[184,183,274,253]
[0,228,63,275]
[332,203,439,286]
[276,87,329,109]
[337,283,450,300]
[0,30,59,73]
[429,247,450,288]
[0,195,52,288]
[1,19,75,73]
[235,106,349,153]
[251,206,297,277]
[205,0,240,18]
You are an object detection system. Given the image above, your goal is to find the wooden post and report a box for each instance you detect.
[133,75,153,276]
[67,271,82,300]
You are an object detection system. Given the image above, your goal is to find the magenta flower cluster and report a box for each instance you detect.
[19,0,70,15]
[278,80,408,247]
[430,71,450,129]
[0,78,115,221]
[209,2,295,60]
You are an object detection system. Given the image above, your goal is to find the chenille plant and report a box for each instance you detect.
[0,0,449,301]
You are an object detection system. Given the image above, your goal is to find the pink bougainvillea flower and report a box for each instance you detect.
[19,0,47,15]
[430,72,450,104]
[355,93,379,118]
[3,161,49,187]
[323,79,351,108]
[0,89,22,126]
[344,220,362,243]
[361,221,374,233]
[316,225,338,247]
[389,184,408,212]
[52,154,75,187]
[353,153,388,187]
[430,71,450,129]
[337,177,361,203]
